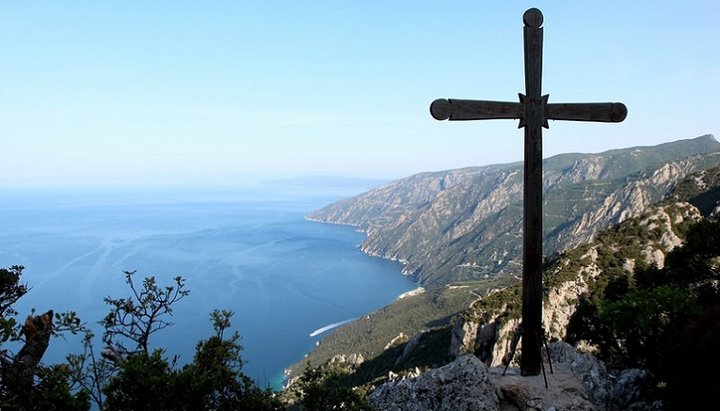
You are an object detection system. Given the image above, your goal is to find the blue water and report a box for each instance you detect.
[0,185,415,389]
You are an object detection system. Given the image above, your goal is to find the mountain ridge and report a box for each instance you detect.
[307,135,720,286]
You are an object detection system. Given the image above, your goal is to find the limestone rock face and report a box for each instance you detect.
[542,250,603,340]
[384,332,407,350]
[368,355,500,411]
[328,353,364,368]
[449,318,479,358]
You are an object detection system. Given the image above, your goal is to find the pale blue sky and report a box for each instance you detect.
[1,1,718,185]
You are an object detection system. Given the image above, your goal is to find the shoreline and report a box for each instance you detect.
[280,215,420,389]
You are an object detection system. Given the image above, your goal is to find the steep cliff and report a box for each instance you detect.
[308,135,720,286]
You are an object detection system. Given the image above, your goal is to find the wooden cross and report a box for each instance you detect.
[429,8,626,376]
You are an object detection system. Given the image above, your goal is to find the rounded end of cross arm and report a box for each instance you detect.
[523,8,543,28]
[612,103,628,122]
[430,99,452,120]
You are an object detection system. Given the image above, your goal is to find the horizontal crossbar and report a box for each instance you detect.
[430,98,628,124]
[546,102,627,123]
[430,99,523,121]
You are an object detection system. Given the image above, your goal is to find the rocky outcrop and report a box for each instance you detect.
[308,135,720,286]
[384,332,407,350]
[328,353,364,368]
[635,202,702,268]
[368,355,500,411]
[449,318,479,358]
[370,345,658,411]
[451,251,601,367]
[542,249,603,340]
[543,342,662,411]
[669,163,720,217]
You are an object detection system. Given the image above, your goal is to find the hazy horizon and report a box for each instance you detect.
[2,133,715,190]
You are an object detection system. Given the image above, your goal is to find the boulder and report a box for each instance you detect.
[369,355,499,411]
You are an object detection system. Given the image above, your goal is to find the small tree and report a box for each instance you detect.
[102,271,189,357]
[173,310,283,411]
[68,271,189,408]
[69,271,282,410]
[102,350,175,410]
[101,309,283,411]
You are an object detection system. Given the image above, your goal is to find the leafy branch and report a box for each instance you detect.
[101,271,189,357]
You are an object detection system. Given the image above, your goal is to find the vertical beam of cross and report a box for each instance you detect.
[429,8,626,376]
[521,8,545,376]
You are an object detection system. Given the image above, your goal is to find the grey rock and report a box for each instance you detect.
[570,350,610,407]
[449,318,478,359]
[544,341,579,364]
[542,342,661,411]
[368,355,499,411]
[611,369,649,405]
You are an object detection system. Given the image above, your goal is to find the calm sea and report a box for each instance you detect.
[0,184,415,389]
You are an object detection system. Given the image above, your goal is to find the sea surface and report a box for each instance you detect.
[0,184,416,389]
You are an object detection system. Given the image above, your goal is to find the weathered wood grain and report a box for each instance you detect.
[547,102,628,122]
[430,99,523,121]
